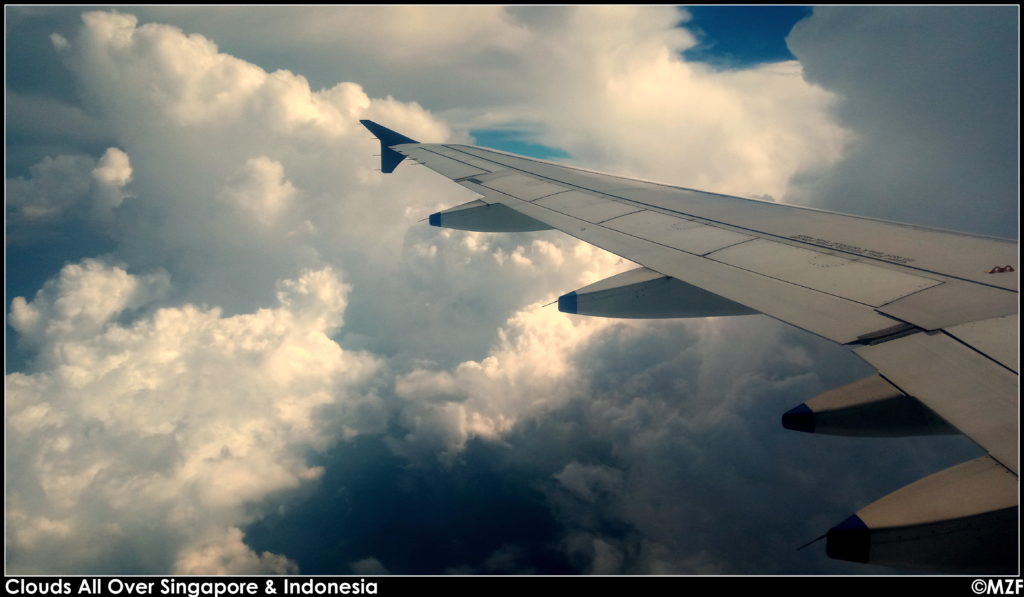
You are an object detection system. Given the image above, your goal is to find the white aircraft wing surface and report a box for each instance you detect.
[361,120,1018,572]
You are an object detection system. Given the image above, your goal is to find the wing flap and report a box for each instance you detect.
[855,332,1018,474]
[878,281,1018,331]
[943,315,1018,373]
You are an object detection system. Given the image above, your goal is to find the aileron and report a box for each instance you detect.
[943,315,1019,373]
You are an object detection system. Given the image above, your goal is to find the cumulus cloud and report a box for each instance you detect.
[116,6,1013,231]
[90,147,132,211]
[390,239,636,458]
[6,154,94,225]
[393,305,607,457]
[6,263,379,573]
[5,146,132,243]
[12,18,633,574]
[9,258,168,350]
[219,156,297,226]
[466,7,846,200]
[38,10,470,325]
[174,528,298,575]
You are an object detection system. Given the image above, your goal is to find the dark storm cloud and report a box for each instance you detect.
[246,317,982,574]
[245,434,577,574]
[535,318,982,574]
[786,7,1018,238]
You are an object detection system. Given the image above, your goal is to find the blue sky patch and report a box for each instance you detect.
[681,6,812,69]
[469,129,571,160]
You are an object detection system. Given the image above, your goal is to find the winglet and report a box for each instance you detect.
[360,120,419,173]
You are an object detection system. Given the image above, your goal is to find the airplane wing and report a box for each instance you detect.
[360,119,1019,572]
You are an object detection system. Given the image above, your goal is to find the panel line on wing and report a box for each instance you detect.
[705,239,943,307]
[595,209,645,224]
[527,190,573,203]
[940,327,1019,375]
[418,147,497,170]
[603,210,755,256]
[403,147,487,179]
[429,145,503,172]
[478,172,569,201]
[456,144,1018,248]
[503,192,928,310]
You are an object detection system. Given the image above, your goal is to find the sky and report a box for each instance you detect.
[4,6,1018,576]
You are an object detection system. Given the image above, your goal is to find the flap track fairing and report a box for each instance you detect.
[782,374,956,437]
[826,456,1018,572]
[558,267,759,319]
[429,199,553,232]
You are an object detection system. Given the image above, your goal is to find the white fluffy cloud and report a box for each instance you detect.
[6,263,379,573]
[174,528,298,575]
[91,147,132,211]
[9,257,168,349]
[42,11,471,322]
[219,156,297,226]
[394,302,611,457]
